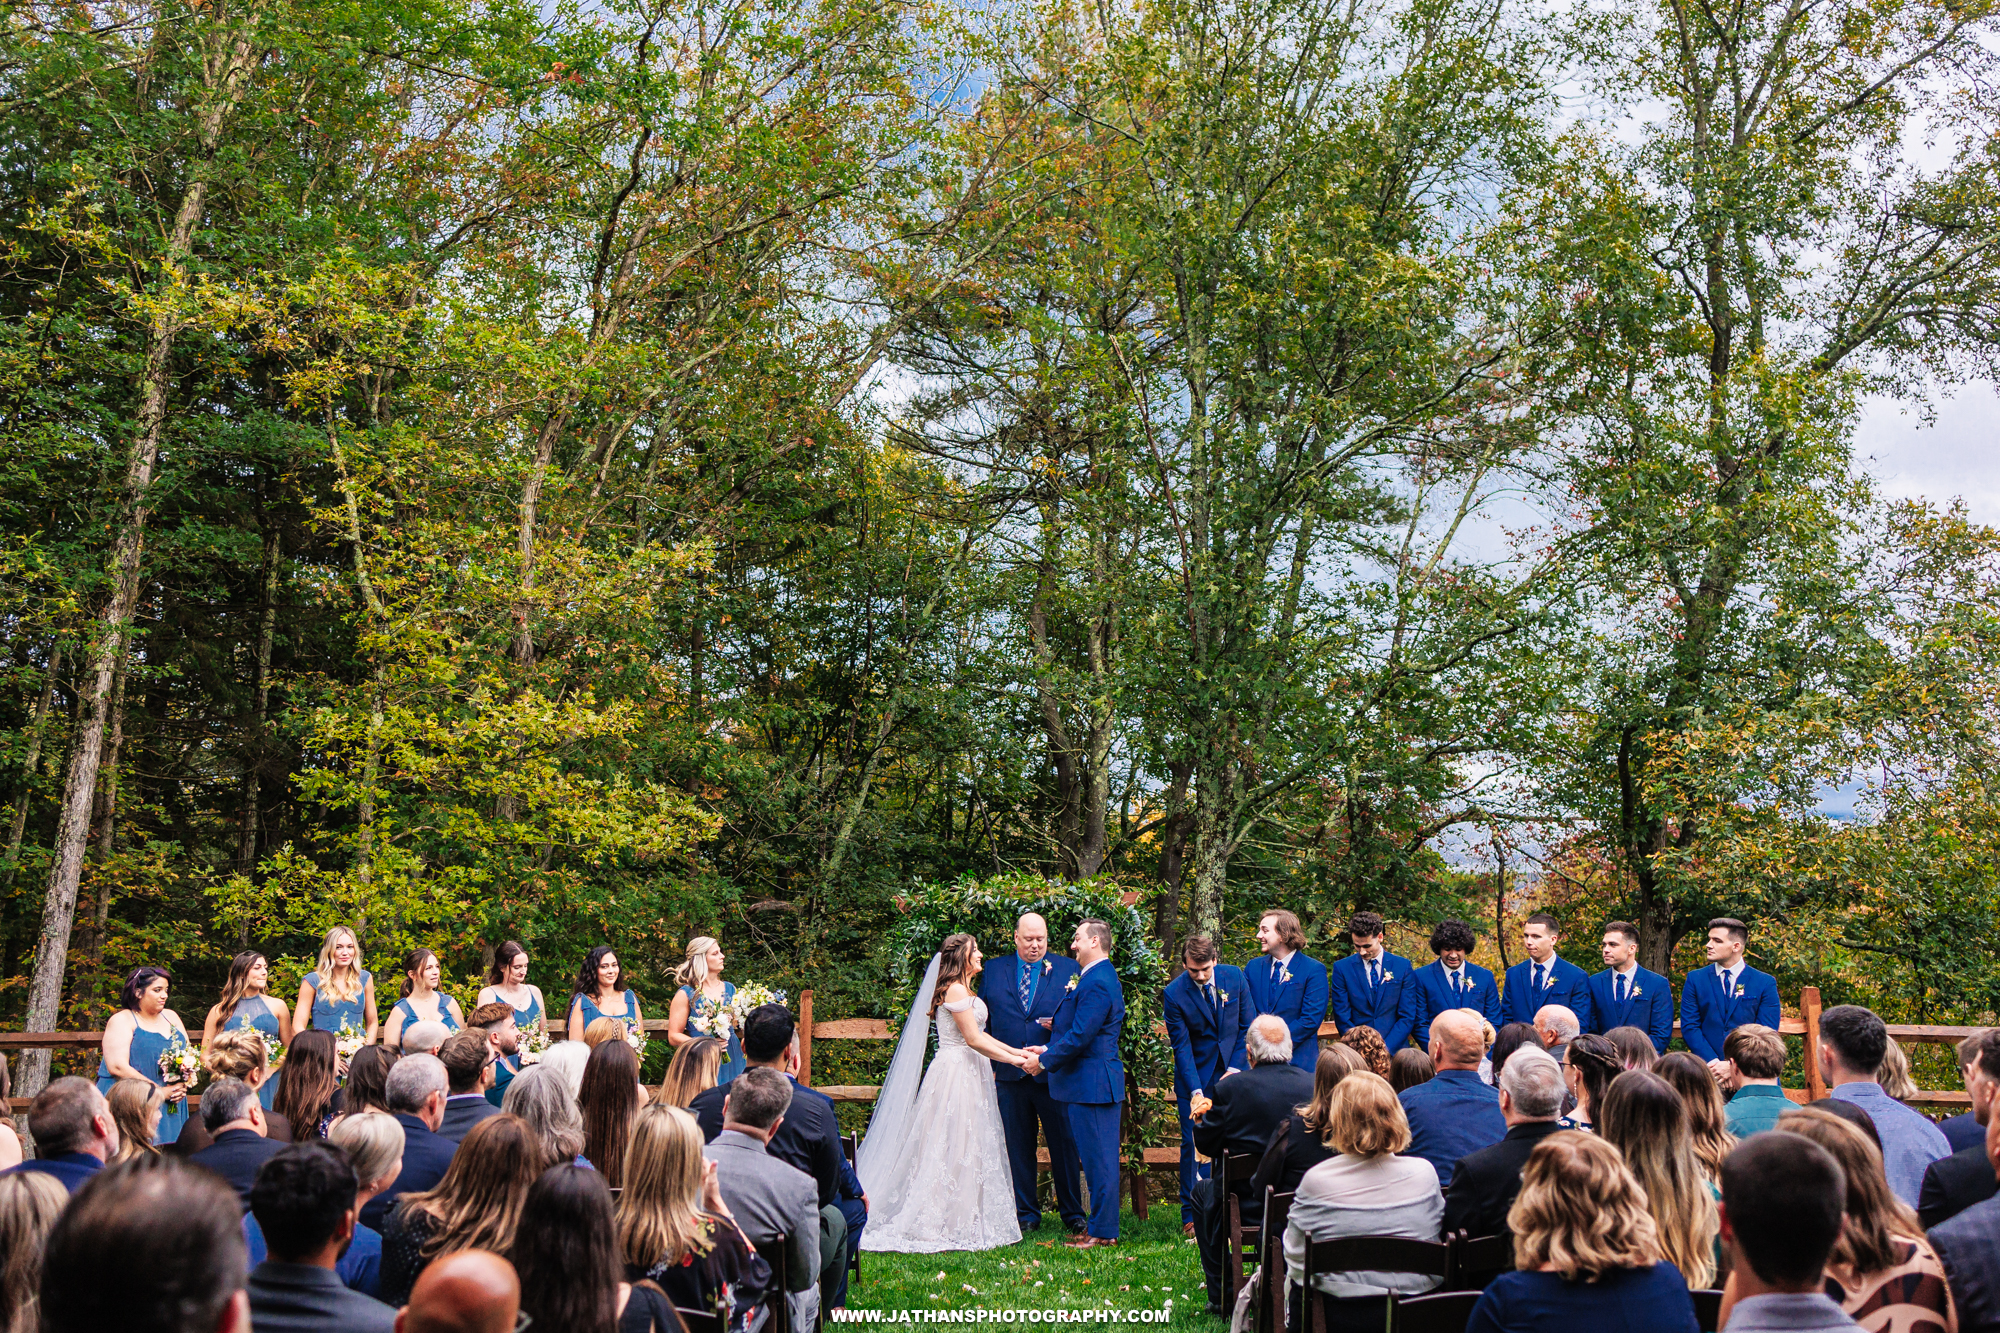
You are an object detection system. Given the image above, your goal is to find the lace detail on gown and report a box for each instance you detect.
[859,995,1023,1253]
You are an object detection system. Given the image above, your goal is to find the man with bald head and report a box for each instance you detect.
[1398,1008,1506,1188]
[394,1250,519,1333]
[982,912,1086,1234]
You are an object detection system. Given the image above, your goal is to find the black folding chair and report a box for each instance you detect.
[1223,1151,1264,1305]
[1389,1290,1481,1333]
[1691,1289,1724,1333]
[1300,1236,1453,1333]
[841,1133,862,1288]
[1444,1231,1511,1290]
[1258,1186,1295,1333]
[752,1234,794,1333]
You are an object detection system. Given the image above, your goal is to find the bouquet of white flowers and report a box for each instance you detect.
[625,1022,649,1058]
[259,1031,286,1071]
[334,1022,366,1060]
[727,983,788,1026]
[688,992,734,1040]
[517,1027,550,1065]
[160,1037,203,1089]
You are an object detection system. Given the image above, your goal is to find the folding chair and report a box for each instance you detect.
[1223,1151,1264,1305]
[752,1234,794,1333]
[1444,1231,1511,1290]
[1388,1291,1481,1333]
[1257,1186,1295,1333]
[1299,1235,1453,1333]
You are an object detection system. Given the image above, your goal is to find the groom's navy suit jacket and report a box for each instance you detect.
[1041,960,1126,1104]
[1162,965,1248,1100]
[982,952,1080,1084]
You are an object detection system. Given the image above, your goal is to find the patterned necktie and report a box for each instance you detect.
[1204,982,1218,1022]
[1532,963,1544,993]
[1019,960,1034,1011]
[1616,973,1628,1006]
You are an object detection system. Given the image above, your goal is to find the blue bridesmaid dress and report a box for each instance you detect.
[223,996,285,1110]
[510,990,543,1033]
[304,968,374,1035]
[679,982,744,1085]
[577,988,640,1036]
[392,994,461,1035]
[97,1022,192,1145]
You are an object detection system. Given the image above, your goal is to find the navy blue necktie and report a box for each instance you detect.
[1368,960,1380,990]
[1616,974,1628,1006]
[1532,963,1544,994]
[1019,961,1034,1011]
[1205,982,1219,1023]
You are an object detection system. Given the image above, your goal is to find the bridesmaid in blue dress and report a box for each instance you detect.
[294,924,378,1044]
[477,940,547,1107]
[383,947,466,1049]
[667,936,744,1086]
[97,965,193,1144]
[202,951,294,1111]
[566,945,644,1043]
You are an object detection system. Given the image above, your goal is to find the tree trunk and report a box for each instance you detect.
[239,522,281,874]
[16,0,263,1102]
[1,647,60,891]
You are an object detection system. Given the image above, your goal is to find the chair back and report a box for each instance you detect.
[677,1309,726,1333]
[1446,1231,1511,1287]
[1301,1234,1453,1333]
[1389,1290,1479,1333]
[1257,1187,1295,1333]
[752,1234,794,1333]
[1221,1150,1260,1199]
[1690,1289,1724,1333]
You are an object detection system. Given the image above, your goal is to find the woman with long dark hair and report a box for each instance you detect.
[202,950,294,1110]
[478,940,547,1044]
[96,966,192,1144]
[383,947,465,1049]
[581,1038,644,1187]
[378,1113,540,1305]
[274,1029,340,1140]
[569,945,644,1044]
[514,1164,681,1333]
[331,1044,400,1128]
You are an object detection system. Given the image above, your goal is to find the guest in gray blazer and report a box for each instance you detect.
[704,1067,823,1330]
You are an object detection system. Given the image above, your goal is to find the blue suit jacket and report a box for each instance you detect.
[1586,967,1674,1052]
[7,1153,102,1195]
[1242,953,1329,1071]
[983,952,1081,1084]
[1679,965,1780,1062]
[1162,965,1249,1100]
[1398,960,1502,1051]
[1041,961,1126,1105]
[1501,956,1594,1029]
[1329,952,1414,1048]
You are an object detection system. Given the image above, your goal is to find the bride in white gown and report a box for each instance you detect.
[856,934,1033,1252]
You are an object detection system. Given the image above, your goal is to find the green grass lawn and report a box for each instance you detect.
[844,1204,1227,1325]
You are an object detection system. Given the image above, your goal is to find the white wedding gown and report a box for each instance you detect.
[858,995,1023,1253]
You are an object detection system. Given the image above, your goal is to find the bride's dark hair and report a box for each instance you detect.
[929,934,980,1016]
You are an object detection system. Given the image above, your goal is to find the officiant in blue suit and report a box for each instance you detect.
[1500,913,1594,1028]
[1680,917,1781,1065]
[1162,934,1249,1231]
[1027,918,1127,1248]
[1587,920,1674,1052]
[1397,918,1502,1049]
[1241,909,1328,1070]
[1327,911,1414,1048]
[981,913,1087,1234]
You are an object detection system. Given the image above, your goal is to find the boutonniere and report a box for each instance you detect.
[1734,985,1745,998]
[1218,990,1230,1003]
[1041,959,1052,975]
[1631,985,1643,998]
[1278,965,1293,985]
[1064,976,1079,993]
[1380,969,1393,983]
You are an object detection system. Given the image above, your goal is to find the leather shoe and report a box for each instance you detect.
[1182,1222,1196,1238]
[1065,1234,1118,1249]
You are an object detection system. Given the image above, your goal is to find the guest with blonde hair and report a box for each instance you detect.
[106,1077,164,1161]
[1598,1070,1720,1287]
[1878,1040,1919,1101]
[176,1026,294,1152]
[659,1035,728,1108]
[584,1015,630,1049]
[619,1103,770,1330]
[1655,1051,1737,1181]
[296,923,377,1042]
[1282,1071,1445,1332]
[1465,1132,1699,1333]
[668,935,744,1086]
[0,1171,68,1333]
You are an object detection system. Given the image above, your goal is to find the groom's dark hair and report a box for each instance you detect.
[742,1004,797,1064]
[1078,919,1114,952]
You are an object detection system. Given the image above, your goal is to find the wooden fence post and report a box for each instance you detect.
[799,989,814,1088]
[1802,986,1825,1101]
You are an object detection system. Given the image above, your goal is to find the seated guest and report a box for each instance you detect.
[178,1028,294,1152]
[1337,1026,1391,1079]
[1443,1047,1566,1279]
[620,1103,771,1333]
[1608,1024,1659,1071]
[585,1015,632,1049]
[1465,1132,1700,1333]
[1192,1013,1318,1313]
[542,1039,591,1098]
[1600,1070,1720,1288]
[581,1037,645,1188]
[1938,1034,1993,1154]
[108,1076,165,1162]
[190,1076,287,1210]
[1248,1044,1361,1206]
[1656,1051,1738,1181]
[38,1154,251,1333]
[246,1143,398,1331]
[1820,1005,1950,1206]
[1717,1134,1861,1332]
[1282,1072,1444,1333]
[1773,1109,1952,1333]
[397,1250,520,1333]
[1721,1024,1791,1138]
[273,1031,340,1142]
[1399,1008,1506,1187]
[659,1034,727,1108]
[0,1170,67,1330]
[377,1114,539,1307]
[703,1066,824,1331]
[1558,1032,1621,1131]
[512,1164,678,1333]
[1532,1004,1579,1064]
[464,1003,521,1110]
[1390,1047,1434,1093]
[331,1044,399,1127]
[360,1053,457,1230]
[401,1019,451,1057]
[8,1076,117,1193]
[500,1063,587,1166]
[1921,1028,2000,1229]
[1927,1109,2000,1331]
[1879,1041,1920,1100]
[1488,1023,1546,1083]
[327,1111,406,1296]
[436,1030,502,1144]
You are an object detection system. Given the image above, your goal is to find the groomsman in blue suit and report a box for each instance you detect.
[1586,920,1674,1052]
[1681,917,1781,1072]
[1241,910,1328,1071]
[981,912,1087,1233]
[1501,913,1594,1029]
[1161,935,1249,1233]
[1027,918,1127,1248]
[1328,911,1413,1048]
[1396,919,1501,1050]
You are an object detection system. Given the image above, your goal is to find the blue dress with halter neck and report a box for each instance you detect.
[304,968,373,1035]
[679,982,744,1086]
[97,1020,192,1145]
[223,996,285,1110]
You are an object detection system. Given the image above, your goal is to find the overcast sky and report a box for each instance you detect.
[1857,384,2000,526]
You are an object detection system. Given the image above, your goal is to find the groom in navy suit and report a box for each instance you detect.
[1162,934,1248,1232]
[1586,920,1674,1052]
[1681,916,1781,1072]
[1240,909,1328,1070]
[981,912,1086,1233]
[1026,918,1126,1248]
